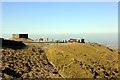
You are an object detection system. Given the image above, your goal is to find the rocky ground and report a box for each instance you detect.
[1,44,61,79]
[0,41,120,79]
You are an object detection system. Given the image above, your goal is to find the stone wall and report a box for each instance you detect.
[1,38,26,49]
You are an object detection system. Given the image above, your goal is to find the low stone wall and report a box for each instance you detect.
[1,38,26,49]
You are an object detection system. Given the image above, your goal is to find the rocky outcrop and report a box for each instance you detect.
[1,45,61,79]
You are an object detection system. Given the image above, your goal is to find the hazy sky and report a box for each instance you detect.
[2,2,118,34]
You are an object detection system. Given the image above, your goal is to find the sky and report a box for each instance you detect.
[1,0,120,2]
[2,2,118,34]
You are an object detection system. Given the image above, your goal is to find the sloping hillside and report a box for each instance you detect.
[1,42,119,79]
[45,43,119,79]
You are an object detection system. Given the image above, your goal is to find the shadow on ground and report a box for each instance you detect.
[2,68,22,78]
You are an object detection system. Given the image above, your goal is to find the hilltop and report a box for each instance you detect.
[1,40,119,79]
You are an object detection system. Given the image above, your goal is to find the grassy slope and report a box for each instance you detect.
[45,43,119,78]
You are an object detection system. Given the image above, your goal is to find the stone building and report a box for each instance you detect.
[12,34,28,39]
